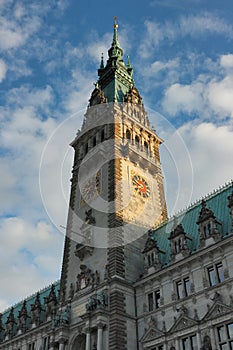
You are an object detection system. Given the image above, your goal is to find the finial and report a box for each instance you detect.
[113,16,118,29]
[127,55,131,67]
[100,53,104,69]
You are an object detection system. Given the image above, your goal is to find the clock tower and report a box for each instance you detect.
[59,19,167,350]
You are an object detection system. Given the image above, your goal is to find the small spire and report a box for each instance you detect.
[126,55,131,68]
[100,53,104,69]
[112,16,120,47]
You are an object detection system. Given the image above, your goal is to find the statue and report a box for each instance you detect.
[201,335,212,350]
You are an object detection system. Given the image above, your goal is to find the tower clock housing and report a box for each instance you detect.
[59,19,167,350]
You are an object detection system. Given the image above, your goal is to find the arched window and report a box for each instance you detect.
[85,143,88,155]
[126,129,131,140]
[93,136,97,147]
[144,141,149,154]
[135,135,140,147]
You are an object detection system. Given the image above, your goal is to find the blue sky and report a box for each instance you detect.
[1,0,233,310]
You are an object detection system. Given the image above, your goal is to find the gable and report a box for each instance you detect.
[141,327,164,343]
[169,315,198,333]
[203,302,233,321]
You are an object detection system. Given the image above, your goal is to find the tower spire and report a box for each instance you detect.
[108,16,123,59]
[112,16,120,47]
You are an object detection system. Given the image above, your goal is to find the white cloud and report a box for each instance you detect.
[162,120,233,214]
[0,217,63,308]
[162,82,204,115]
[179,121,233,201]
[220,54,233,71]
[0,58,7,82]
[7,85,54,110]
[139,15,233,58]
[161,53,233,119]
[179,13,233,38]
[207,76,233,117]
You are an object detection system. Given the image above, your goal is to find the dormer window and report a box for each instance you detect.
[143,231,162,274]
[169,218,191,262]
[197,200,222,247]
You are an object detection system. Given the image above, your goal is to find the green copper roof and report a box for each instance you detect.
[96,19,134,103]
[152,182,233,266]
[0,281,60,338]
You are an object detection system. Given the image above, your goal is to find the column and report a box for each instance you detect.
[59,339,67,350]
[59,342,65,350]
[210,326,217,350]
[196,330,201,350]
[49,335,55,350]
[85,329,91,350]
[97,323,104,350]
[175,337,180,350]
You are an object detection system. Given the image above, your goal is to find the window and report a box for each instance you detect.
[182,335,197,350]
[148,290,161,311]
[151,346,163,350]
[93,136,96,147]
[218,323,233,350]
[147,252,155,267]
[204,223,211,238]
[184,277,191,296]
[154,290,161,309]
[126,129,131,140]
[148,292,153,312]
[42,336,50,350]
[176,277,191,299]
[207,262,224,286]
[135,135,140,147]
[28,343,35,350]
[144,141,149,154]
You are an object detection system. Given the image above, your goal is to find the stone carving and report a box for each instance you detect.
[89,83,107,107]
[69,283,75,300]
[85,209,96,225]
[120,141,129,157]
[44,285,57,320]
[211,291,221,302]
[170,314,198,333]
[17,300,28,333]
[76,265,100,291]
[201,335,212,350]
[86,291,108,312]
[148,316,157,328]
[203,301,233,320]
[179,305,188,316]
[75,209,95,260]
[31,292,43,326]
[5,307,16,338]
[52,304,70,328]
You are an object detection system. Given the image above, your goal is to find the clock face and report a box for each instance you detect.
[81,172,100,203]
[132,174,150,198]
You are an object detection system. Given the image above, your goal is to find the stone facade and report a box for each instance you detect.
[1,21,233,350]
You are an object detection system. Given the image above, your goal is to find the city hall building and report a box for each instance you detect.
[1,21,233,350]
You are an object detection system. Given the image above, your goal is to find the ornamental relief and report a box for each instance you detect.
[76,264,100,292]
